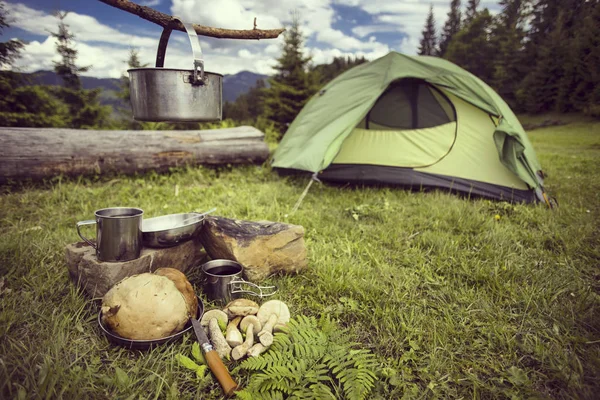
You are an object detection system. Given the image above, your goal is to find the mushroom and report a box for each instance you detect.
[231,323,254,360]
[199,309,231,359]
[153,268,198,318]
[200,309,228,331]
[225,316,243,347]
[240,315,262,338]
[100,273,189,340]
[208,318,232,359]
[256,300,290,347]
[223,298,259,318]
[247,343,268,357]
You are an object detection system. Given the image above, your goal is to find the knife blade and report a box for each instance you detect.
[191,318,238,397]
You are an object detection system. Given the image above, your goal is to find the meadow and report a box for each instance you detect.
[0,118,599,399]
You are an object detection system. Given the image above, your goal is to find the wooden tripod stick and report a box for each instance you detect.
[98,0,285,40]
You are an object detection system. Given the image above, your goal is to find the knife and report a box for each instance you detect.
[191,317,238,397]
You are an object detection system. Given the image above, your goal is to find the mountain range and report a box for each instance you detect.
[18,70,268,107]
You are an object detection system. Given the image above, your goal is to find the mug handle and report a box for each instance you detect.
[229,278,277,298]
[76,220,97,249]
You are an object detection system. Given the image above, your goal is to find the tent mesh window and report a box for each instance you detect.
[366,79,456,130]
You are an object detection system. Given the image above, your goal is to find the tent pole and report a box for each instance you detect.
[290,173,320,215]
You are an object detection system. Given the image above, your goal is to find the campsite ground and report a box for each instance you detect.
[0,117,599,399]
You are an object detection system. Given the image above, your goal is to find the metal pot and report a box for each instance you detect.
[97,296,204,350]
[128,17,222,122]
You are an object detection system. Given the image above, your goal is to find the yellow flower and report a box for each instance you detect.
[494,214,501,221]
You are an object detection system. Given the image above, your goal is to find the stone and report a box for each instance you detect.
[199,216,307,281]
[65,239,207,298]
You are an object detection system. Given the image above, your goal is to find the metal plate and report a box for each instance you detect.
[98,297,204,350]
[142,213,205,248]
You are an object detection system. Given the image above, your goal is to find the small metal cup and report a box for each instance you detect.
[76,207,144,262]
[201,259,277,304]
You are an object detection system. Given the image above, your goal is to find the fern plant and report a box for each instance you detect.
[235,315,378,400]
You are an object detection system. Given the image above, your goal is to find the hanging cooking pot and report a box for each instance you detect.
[128,17,222,122]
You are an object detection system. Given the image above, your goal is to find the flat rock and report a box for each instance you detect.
[65,239,207,298]
[199,216,307,281]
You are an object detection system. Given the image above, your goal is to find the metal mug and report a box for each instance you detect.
[201,259,277,304]
[76,207,144,262]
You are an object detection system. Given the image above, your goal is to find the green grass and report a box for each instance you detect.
[1,119,599,399]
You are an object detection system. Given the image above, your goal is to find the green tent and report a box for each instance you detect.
[272,52,549,203]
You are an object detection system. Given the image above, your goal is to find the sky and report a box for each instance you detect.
[1,0,500,78]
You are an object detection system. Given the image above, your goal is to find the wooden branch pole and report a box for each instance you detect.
[0,126,270,184]
[98,0,285,40]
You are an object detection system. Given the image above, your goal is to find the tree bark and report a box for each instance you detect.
[0,126,269,184]
[98,0,285,40]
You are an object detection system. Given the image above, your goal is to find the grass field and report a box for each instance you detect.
[1,118,599,399]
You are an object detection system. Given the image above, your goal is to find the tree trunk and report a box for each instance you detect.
[0,126,269,183]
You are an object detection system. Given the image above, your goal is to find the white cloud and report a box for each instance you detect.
[316,28,387,51]
[170,0,282,30]
[237,49,252,59]
[13,37,58,73]
[343,0,502,55]
[13,36,151,78]
[6,0,410,78]
[375,6,448,55]
[264,43,281,55]
[140,0,162,6]
[5,3,157,48]
[170,0,385,52]
[352,25,397,38]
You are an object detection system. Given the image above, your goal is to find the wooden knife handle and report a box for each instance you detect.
[204,350,238,397]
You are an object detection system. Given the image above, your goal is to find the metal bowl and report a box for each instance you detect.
[142,213,205,248]
[98,297,204,350]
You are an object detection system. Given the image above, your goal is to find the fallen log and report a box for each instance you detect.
[0,126,270,184]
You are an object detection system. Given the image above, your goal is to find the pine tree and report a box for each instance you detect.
[0,2,68,127]
[246,79,266,118]
[490,0,528,107]
[119,49,146,99]
[570,0,600,115]
[464,0,480,25]
[519,10,571,113]
[49,12,109,128]
[418,5,437,56]
[117,48,148,129]
[445,9,496,81]
[264,12,317,135]
[223,79,267,122]
[519,0,587,113]
[438,0,462,57]
[311,55,366,85]
[51,12,90,91]
[0,1,23,68]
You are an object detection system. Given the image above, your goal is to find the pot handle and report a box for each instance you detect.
[229,277,278,299]
[156,16,204,84]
